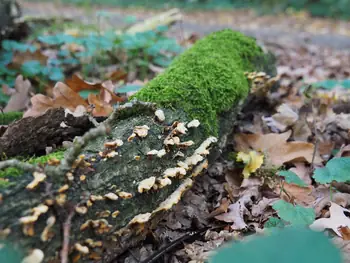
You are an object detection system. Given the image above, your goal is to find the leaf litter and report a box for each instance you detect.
[3,9,350,263]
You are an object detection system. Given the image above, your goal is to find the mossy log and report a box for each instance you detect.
[0,30,275,263]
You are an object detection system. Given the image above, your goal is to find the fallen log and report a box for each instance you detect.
[0,29,276,263]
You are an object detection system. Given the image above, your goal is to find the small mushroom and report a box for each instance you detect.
[21,249,44,263]
[90,195,104,201]
[163,167,186,178]
[117,191,133,199]
[155,109,165,122]
[104,193,119,201]
[41,216,56,242]
[174,122,187,135]
[157,177,172,188]
[133,125,150,138]
[104,139,124,148]
[96,210,111,218]
[187,119,200,128]
[130,213,151,224]
[138,177,156,193]
[112,210,120,218]
[26,172,47,190]
[178,140,195,147]
[75,206,88,215]
[58,184,69,193]
[74,243,89,255]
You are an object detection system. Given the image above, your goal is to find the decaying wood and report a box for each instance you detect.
[0,108,94,157]
[0,31,276,263]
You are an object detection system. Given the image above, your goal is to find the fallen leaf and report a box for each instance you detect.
[24,82,88,117]
[4,75,32,112]
[276,183,315,206]
[236,151,264,178]
[310,202,350,238]
[9,50,47,70]
[234,130,322,167]
[88,93,113,117]
[263,103,299,132]
[289,162,312,185]
[208,198,230,218]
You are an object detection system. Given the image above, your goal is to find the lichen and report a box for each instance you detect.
[134,29,266,135]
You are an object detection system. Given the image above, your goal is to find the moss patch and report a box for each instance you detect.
[0,150,65,188]
[0,112,23,125]
[134,29,265,135]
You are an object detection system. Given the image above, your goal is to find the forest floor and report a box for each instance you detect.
[2,1,350,262]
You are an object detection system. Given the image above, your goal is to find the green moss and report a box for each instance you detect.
[0,112,23,125]
[0,150,66,188]
[134,29,265,135]
[27,150,65,164]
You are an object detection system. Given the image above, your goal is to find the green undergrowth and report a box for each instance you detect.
[0,112,23,125]
[0,150,65,188]
[134,29,265,135]
[25,0,350,19]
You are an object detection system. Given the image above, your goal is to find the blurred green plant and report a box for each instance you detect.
[0,25,183,107]
[209,227,342,263]
[25,0,350,19]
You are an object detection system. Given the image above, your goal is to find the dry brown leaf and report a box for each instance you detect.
[4,75,32,112]
[234,130,322,166]
[65,74,101,92]
[66,74,124,104]
[208,198,230,218]
[24,82,88,118]
[289,162,312,185]
[276,182,315,206]
[88,93,113,117]
[9,50,47,70]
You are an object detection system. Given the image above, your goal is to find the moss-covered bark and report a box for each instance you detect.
[0,29,275,263]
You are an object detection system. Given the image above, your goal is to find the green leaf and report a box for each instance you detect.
[0,51,13,66]
[313,157,350,184]
[78,90,99,99]
[2,40,36,52]
[38,34,75,45]
[48,67,65,81]
[272,200,315,226]
[0,242,24,263]
[153,56,172,67]
[278,170,307,187]
[312,79,350,90]
[21,60,43,76]
[264,217,286,229]
[123,15,137,24]
[209,227,342,263]
[115,84,143,93]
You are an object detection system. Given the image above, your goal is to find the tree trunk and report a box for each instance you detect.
[0,29,275,263]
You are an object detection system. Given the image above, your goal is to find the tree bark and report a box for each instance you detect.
[0,29,276,263]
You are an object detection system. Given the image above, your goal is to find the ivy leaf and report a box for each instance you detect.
[115,84,143,94]
[209,227,342,263]
[264,217,286,229]
[0,242,24,263]
[272,200,315,226]
[313,157,350,184]
[278,170,307,187]
[21,60,43,76]
[48,67,65,82]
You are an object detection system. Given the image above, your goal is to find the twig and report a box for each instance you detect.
[46,124,110,176]
[140,227,212,263]
[60,210,75,263]
[0,159,39,173]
